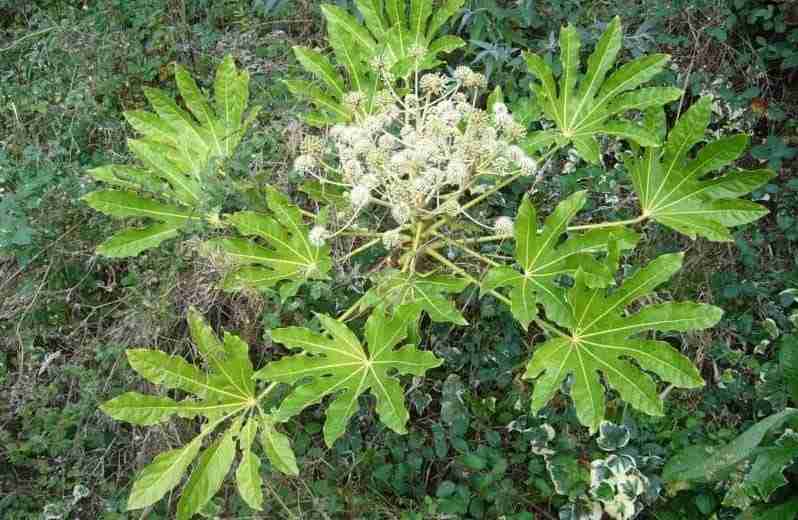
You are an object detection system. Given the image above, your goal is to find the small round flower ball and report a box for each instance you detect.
[453,66,473,83]
[349,185,371,208]
[309,225,328,247]
[294,154,316,173]
[494,216,514,236]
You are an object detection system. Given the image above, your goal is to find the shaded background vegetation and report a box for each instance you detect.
[1,0,796,518]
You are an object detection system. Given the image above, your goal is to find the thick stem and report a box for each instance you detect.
[567,213,647,231]
[422,148,560,240]
[432,232,500,267]
[425,248,511,306]
[427,249,569,339]
[338,294,367,322]
[341,237,382,262]
[403,221,425,272]
[457,234,513,244]
[256,382,278,403]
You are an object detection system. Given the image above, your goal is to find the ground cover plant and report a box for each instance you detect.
[2,0,797,519]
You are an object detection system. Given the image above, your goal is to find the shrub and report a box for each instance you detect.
[85,3,777,518]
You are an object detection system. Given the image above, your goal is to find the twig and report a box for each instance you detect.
[0,25,60,53]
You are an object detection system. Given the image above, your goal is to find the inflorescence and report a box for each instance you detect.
[293,66,540,246]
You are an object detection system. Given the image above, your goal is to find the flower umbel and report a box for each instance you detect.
[310,68,540,239]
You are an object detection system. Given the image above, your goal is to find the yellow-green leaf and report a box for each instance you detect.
[254,308,442,447]
[524,253,720,432]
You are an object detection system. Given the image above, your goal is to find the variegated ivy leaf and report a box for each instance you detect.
[523,17,681,163]
[525,253,722,432]
[209,187,332,295]
[628,97,774,242]
[483,191,640,329]
[596,421,631,452]
[100,308,297,516]
[360,269,470,325]
[287,0,465,126]
[84,56,260,257]
[254,309,442,447]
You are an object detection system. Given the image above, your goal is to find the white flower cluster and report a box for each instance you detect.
[293,67,539,231]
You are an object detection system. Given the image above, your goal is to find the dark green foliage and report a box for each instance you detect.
[2,0,797,518]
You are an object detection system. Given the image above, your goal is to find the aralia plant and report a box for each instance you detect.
[86,4,773,516]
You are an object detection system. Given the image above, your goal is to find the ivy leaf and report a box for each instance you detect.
[84,56,259,256]
[254,309,442,446]
[545,453,590,496]
[596,420,631,451]
[523,17,680,162]
[361,269,470,325]
[525,253,721,432]
[483,191,640,329]
[627,97,774,242]
[210,188,332,293]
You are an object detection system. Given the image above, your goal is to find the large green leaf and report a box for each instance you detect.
[101,308,297,514]
[628,97,774,241]
[127,439,202,510]
[83,191,194,224]
[100,392,186,426]
[176,426,238,520]
[361,269,470,325]
[235,450,264,511]
[524,253,721,432]
[483,191,640,329]
[254,309,442,446]
[84,56,259,257]
[95,223,182,258]
[289,1,465,126]
[522,17,681,162]
[210,188,332,293]
[260,416,300,476]
[663,408,798,482]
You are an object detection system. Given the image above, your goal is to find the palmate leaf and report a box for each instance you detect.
[483,191,640,329]
[288,0,465,126]
[254,309,442,447]
[84,56,260,257]
[523,17,681,163]
[360,269,470,325]
[210,187,332,294]
[628,97,775,241]
[100,308,298,516]
[524,253,722,432]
